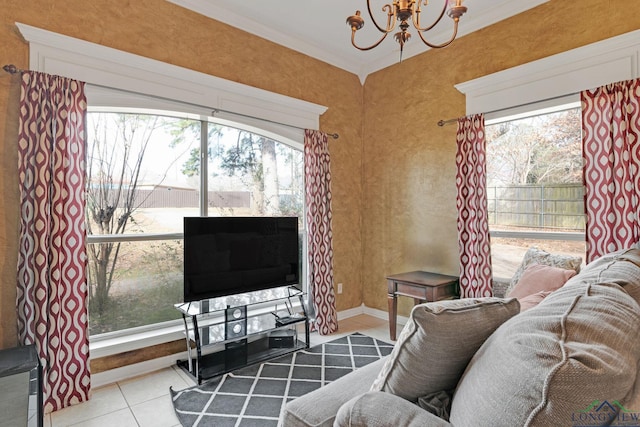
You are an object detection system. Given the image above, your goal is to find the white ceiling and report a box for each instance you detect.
[167,0,549,82]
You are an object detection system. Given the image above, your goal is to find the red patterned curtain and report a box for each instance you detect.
[16,71,90,412]
[582,78,640,263]
[304,130,338,335]
[455,114,493,297]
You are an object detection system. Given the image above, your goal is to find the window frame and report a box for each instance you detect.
[485,101,585,233]
[484,101,586,279]
[14,23,325,360]
[454,29,640,276]
[86,108,309,342]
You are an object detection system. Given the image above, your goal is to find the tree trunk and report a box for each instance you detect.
[261,138,280,215]
[89,242,112,315]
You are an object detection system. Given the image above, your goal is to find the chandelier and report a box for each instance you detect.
[346,0,467,59]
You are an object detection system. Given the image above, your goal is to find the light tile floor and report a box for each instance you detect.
[47,314,391,427]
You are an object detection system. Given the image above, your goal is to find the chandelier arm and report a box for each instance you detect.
[350,30,391,51]
[366,0,397,33]
[416,19,460,48]
[413,0,449,32]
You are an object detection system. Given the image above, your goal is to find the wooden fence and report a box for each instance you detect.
[95,187,252,209]
[487,184,585,231]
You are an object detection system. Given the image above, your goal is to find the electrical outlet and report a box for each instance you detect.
[337,283,343,294]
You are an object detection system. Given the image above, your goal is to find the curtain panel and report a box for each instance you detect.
[455,114,493,297]
[16,71,90,412]
[582,78,640,263]
[304,129,338,335]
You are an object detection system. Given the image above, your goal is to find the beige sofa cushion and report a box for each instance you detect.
[450,281,640,427]
[370,298,520,402]
[563,247,640,304]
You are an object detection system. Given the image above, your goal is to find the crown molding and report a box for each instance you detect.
[167,0,365,78]
[456,29,640,115]
[16,22,327,137]
[358,0,550,79]
[167,0,549,84]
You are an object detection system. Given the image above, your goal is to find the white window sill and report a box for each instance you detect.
[90,322,187,359]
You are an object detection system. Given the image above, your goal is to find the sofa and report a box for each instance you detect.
[280,247,640,427]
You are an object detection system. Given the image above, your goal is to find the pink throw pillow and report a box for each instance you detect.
[507,263,577,299]
[518,290,552,312]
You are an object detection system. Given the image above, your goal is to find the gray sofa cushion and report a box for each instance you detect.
[370,297,520,402]
[563,247,640,304]
[280,357,386,427]
[450,281,640,427]
[334,391,452,427]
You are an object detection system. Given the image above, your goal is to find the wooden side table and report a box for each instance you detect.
[387,271,459,340]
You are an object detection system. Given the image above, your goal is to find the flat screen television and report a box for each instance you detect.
[183,216,300,302]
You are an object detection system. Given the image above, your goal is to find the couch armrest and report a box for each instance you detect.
[280,358,387,427]
[334,391,452,427]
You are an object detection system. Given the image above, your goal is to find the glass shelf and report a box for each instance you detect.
[192,311,306,344]
[174,285,303,316]
[174,284,309,384]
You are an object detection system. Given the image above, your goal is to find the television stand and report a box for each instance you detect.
[174,286,309,384]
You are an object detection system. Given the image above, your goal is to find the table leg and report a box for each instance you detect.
[387,292,398,341]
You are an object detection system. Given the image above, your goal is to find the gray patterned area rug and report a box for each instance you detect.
[170,332,393,427]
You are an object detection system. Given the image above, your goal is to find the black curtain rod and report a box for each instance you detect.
[3,64,21,74]
[3,63,339,140]
[437,92,580,127]
[437,118,458,127]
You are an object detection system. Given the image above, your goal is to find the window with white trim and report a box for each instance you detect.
[486,103,586,279]
[14,23,325,358]
[86,109,306,337]
[452,29,640,280]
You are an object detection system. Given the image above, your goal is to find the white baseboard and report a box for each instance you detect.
[92,352,189,389]
[336,303,408,325]
[335,304,366,320]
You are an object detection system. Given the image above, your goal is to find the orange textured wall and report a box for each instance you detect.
[361,0,640,315]
[0,0,364,349]
[1,0,639,353]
